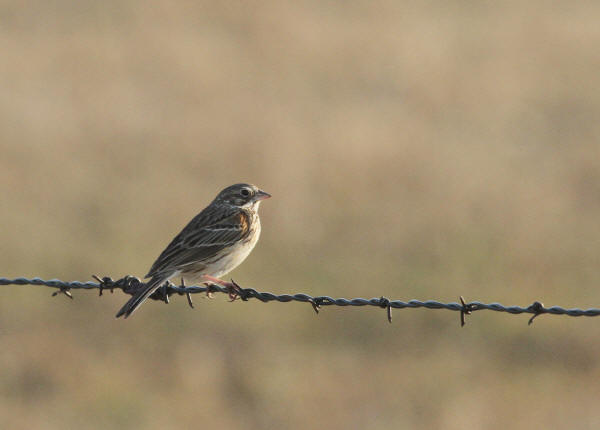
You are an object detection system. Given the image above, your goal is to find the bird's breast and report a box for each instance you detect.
[204,214,261,278]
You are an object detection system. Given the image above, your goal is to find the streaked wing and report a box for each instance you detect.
[145,207,250,278]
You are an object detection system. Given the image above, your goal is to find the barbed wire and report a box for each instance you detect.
[1,276,599,326]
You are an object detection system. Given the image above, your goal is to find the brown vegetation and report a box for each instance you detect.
[1,1,600,428]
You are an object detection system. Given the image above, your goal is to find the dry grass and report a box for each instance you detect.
[1,1,600,429]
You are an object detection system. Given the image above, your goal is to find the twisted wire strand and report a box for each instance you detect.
[1,276,599,325]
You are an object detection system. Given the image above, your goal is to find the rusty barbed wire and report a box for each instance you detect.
[1,276,599,326]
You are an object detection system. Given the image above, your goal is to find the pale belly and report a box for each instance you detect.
[182,219,261,282]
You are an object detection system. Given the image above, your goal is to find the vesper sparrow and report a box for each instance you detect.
[116,183,270,318]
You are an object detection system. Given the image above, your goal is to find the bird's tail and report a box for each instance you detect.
[115,274,171,319]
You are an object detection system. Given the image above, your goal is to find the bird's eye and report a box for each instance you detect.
[240,188,251,197]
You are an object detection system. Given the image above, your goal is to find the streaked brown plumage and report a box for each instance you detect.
[116,183,270,318]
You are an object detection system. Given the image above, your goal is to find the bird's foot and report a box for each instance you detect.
[202,275,226,298]
[201,275,244,301]
[226,280,244,302]
[203,283,215,299]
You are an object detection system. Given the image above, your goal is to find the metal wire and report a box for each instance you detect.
[1,276,599,325]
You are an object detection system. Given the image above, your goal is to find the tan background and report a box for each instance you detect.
[1,1,600,429]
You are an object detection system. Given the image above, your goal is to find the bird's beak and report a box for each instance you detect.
[255,190,271,201]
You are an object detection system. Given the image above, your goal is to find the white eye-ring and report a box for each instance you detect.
[240,188,251,197]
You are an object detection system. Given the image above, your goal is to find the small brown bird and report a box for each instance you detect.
[116,183,271,318]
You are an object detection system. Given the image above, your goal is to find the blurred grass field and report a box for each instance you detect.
[1,1,600,429]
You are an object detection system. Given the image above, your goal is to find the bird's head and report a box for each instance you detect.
[215,183,271,210]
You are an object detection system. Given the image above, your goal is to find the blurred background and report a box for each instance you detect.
[1,1,600,429]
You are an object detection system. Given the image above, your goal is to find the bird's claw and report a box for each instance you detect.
[203,283,215,299]
[227,279,246,302]
[200,275,246,301]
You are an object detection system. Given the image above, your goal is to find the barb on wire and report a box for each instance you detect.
[1,276,599,326]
